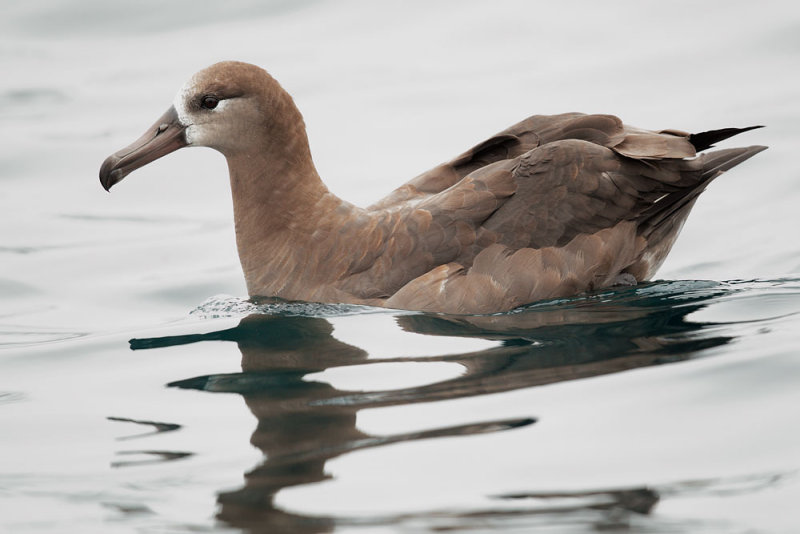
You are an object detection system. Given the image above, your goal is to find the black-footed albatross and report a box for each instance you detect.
[99,61,766,314]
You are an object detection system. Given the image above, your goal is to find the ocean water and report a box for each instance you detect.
[2,1,800,532]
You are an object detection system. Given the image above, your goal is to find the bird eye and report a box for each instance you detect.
[200,96,219,110]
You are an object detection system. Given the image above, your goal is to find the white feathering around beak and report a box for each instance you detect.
[172,76,232,147]
[173,78,196,145]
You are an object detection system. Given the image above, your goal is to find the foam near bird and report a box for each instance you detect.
[99,61,765,314]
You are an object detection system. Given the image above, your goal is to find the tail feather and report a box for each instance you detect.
[689,125,763,152]
[699,144,768,176]
[640,145,767,239]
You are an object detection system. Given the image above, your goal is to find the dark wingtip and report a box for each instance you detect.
[689,125,765,152]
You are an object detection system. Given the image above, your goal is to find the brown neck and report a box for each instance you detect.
[223,110,365,301]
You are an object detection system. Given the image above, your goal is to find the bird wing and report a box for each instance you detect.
[369,112,697,211]
[476,138,703,253]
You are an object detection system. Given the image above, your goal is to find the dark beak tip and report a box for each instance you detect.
[99,155,120,192]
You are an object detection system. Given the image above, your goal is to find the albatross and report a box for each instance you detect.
[99,61,765,314]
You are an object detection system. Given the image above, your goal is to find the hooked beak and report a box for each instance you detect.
[99,106,188,191]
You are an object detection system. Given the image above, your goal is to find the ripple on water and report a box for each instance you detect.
[188,278,800,324]
[189,294,399,319]
[0,327,86,348]
[685,277,800,324]
[13,275,797,534]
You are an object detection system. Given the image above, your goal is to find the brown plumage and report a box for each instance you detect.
[99,61,766,314]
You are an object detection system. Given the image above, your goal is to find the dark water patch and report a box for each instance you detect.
[0,88,65,115]
[0,277,39,296]
[0,246,47,255]
[100,502,154,516]
[2,87,63,102]
[0,391,26,405]
[107,416,181,440]
[111,450,193,468]
[217,485,663,533]
[497,471,788,511]
[656,471,792,499]
[168,369,316,394]
[497,487,660,515]
[0,243,100,255]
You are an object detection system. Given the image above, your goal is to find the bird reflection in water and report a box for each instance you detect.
[130,281,733,532]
